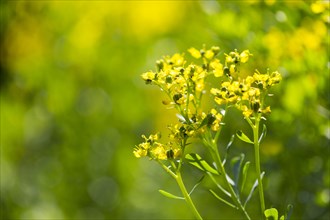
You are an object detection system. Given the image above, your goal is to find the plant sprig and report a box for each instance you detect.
[134,46,289,220]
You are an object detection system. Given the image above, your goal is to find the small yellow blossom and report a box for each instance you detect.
[240,50,252,63]
[240,105,253,118]
[210,108,223,131]
[204,50,215,59]
[311,1,329,14]
[269,71,282,85]
[151,143,167,160]
[211,46,220,55]
[141,71,156,83]
[195,80,205,92]
[245,76,255,85]
[210,59,224,77]
[261,106,271,114]
[226,55,234,64]
[170,53,185,66]
[133,142,150,158]
[188,47,202,59]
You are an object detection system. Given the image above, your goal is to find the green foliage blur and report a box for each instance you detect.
[1,1,329,219]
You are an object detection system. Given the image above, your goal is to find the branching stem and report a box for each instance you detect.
[250,115,266,218]
[207,139,251,220]
[158,160,203,220]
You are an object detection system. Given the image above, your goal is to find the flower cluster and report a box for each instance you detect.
[133,133,182,160]
[223,49,252,77]
[135,46,281,160]
[210,69,282,118]
[134,107,223,160]
[142,55,205,110]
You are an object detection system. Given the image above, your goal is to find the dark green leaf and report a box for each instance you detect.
[241,161,250,193]
[259,124,267,143]
[264,208,278,220]
[236,130,253,144]
[158,189,184,200]
[185,153,219,175]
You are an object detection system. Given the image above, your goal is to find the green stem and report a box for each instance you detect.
[208,139,251,220]
[176,171,203,220]
[251,116,266,217]
[158,161,203,220]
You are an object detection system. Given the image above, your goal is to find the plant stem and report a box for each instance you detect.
[158,161,203,220]
[208,139,251,220]
[175,171,203,220]
[251,116,266,217]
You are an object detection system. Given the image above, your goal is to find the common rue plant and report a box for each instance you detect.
[134,46,292,220]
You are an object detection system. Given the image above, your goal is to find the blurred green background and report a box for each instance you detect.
[1,0,329,219]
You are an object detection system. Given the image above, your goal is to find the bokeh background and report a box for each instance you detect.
[1,0,329,219]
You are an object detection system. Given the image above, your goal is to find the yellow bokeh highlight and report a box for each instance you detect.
[123,1,187,40]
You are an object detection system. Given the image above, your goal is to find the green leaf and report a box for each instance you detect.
[189,175,205,195]
[223,134,235,165]
[285,204,293,220]
[226,134,235,149]
[264,208,278,220]
[185,153,219,175]
[158,189,184,200]
[240,161,250,193]
[236,130,253,144]
[280,216,285,220]
[231,154,245,193]
[207,173,231,197]
[209,189,236,209]
[244,172,264,207]
[259,124,267,143]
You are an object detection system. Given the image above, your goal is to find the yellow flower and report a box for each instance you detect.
[248,87,260,97]
[211,46,220,55]
[204,50,215,60]
[245,76,255,85]
[210,108,223,131]
[133,142,150,158]
[261,106,271,114]
[210,59,224,77]
[141,71,156,84]
[151,143,167,160]
[225,50,240,64]
[210,88,221,96]
[133,148,145,158]
[240,50,252,63]
[225,55,234,64]
[311,1,329,14]
[269,71,282,85]
[195,80,205,92]
[169,53,185,67]
[188,47,202,59]
[240,105,253,118]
